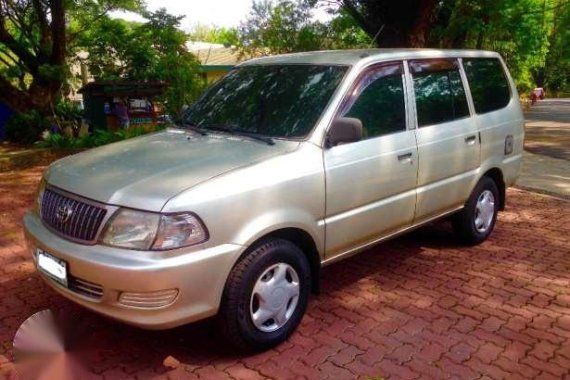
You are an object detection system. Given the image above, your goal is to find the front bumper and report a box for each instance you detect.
[23,210,244,329]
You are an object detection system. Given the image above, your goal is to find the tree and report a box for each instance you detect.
[0,0,66,114]
[77,9,204,117]
[318,0,568,92]
[188,24,239,47]
[430,0,567,91]
[0,0,142,115]
[237,0,324,56]
[323,10,372,49]
[236,0,370,56]
[321,0,440,47]
[543,0,570,92]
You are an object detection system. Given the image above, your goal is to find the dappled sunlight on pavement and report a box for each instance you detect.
[520,98,570,198]
[1,165,570,379]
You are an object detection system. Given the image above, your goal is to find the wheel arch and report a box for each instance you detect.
[236,227,321,294]
[482,167,506,210]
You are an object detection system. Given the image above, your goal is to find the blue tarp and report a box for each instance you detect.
[0,103,13,140]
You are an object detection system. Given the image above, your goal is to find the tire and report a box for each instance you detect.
[218,238,311,351]
[452,176,500,245]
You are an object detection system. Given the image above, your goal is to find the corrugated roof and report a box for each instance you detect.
[190,47,243,67]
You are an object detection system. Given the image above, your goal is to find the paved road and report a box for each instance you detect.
[1,167,570,379]
[519,99,570,197]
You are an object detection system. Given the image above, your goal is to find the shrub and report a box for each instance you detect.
[6,100,84,144]
[35,126,160,149]
[5,110,52,144]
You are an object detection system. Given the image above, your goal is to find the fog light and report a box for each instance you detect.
[118,289,179,309]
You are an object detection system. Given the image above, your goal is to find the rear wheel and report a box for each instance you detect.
[452,176,499,245]
[218,238,311,351]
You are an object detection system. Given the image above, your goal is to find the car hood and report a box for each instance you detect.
[45,129,299,211]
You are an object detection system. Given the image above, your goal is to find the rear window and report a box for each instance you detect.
[463,58,511,114]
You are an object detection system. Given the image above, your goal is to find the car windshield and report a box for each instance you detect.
[182,64,348,139]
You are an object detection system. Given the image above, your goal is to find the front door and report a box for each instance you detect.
[324,62,418,258]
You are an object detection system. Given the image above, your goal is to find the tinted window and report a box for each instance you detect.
[343,64,406,139]
[463,58,511,114]
[412,60,469,127]
[183,65,348,138]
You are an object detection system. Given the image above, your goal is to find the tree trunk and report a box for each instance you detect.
[408,0,438,47]
[375,27,408,48]
[476,29,485,49]
[341,0,439,48]
[0,0,66,116]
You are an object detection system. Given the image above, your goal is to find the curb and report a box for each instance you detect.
[512,185,570,202]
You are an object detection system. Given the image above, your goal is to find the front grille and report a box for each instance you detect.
[41,188,107,243]
[69,276,103,299]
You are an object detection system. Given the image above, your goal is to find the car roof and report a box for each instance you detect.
[238,48,501,67]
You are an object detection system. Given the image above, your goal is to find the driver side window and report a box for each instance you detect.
[342,63,407,139]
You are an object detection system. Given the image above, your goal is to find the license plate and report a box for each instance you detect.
[37,249,68,287]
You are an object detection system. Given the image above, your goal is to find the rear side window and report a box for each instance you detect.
[343,63,406,139]
[411,59,470,127]
[463,58,511,114]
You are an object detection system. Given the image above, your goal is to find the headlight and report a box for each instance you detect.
[36,178,47,213]
[152,213,208,250]
[102,209,160,250]
[101,209,208,250]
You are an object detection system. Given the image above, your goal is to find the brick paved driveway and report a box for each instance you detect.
[1,166,570,379]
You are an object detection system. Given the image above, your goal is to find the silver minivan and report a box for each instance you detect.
[24,49,524,350]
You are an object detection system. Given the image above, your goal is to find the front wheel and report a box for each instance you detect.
[452,176,500,245]
[218,238,311,351]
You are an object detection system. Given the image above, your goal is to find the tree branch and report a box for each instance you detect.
[0,1,39,72]
[32,0,51,50]
[337,0,377,37]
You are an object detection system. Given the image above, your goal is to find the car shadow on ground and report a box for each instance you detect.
[1,219,462,376]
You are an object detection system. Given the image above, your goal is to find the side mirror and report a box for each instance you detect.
[326,117,363,147]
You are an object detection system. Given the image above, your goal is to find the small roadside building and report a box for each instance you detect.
[79,81,167,130]
[188,42,245,84]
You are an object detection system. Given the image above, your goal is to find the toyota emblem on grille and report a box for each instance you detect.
[55,204,73,224]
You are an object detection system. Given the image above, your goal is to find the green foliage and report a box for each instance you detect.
[237,0,322,55]
[76,9,205,117]
[544,0,570,92]
[324,11,372,48]
[5,99,84,144]
[38,64,67,83]
[5,111,51,144]
[236,0,371,56]
[431,0,556,92]
[0,0,146,115]
[189,25,240,47]
[55,100,82,120]
[323,0,569,93]
[75,18,141,80]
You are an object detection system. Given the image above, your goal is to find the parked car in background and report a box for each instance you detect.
[24,49,524,350]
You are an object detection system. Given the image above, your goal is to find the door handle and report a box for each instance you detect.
[465,135,477,145]
[397,152,413,163]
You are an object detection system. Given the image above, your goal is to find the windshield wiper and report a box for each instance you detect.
[203,124,275,145]
[176,121,208,136]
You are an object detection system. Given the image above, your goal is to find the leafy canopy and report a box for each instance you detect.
[76,8,204,117]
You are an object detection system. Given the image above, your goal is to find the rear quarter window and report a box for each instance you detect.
[463,58,511,114]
